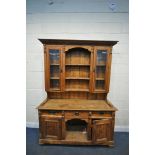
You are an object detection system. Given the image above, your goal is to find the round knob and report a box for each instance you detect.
[74,112,79,116]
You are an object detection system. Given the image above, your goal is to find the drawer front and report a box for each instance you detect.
[92,111,112,118]
[65,111,89,119]
[40,110,62,116]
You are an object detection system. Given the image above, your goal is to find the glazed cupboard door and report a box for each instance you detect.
[40,115,62,140]
[93,47,112,92]
[44,45,64,92]
[92,119,112,144]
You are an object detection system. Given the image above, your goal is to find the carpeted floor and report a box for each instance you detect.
[26,128,129,155]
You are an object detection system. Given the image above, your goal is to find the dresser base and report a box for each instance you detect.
[39,139,114,146]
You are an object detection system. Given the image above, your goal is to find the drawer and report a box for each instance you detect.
[92,111,112,118]
[40,110,62,116]
[65,111,89,119]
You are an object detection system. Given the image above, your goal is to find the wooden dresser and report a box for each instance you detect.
[37,39,118,146]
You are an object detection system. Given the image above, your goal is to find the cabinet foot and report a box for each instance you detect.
[107,141,114,147]
[108,144,114,147]
[39,139,44,144]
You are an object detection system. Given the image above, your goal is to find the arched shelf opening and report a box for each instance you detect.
[65,48,91,91]
[65,118,88,141]
[66,119,87,132]
[65,47,91,65]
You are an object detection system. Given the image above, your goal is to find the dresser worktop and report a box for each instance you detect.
[38,99,117,111]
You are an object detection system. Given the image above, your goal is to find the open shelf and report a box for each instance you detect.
[65,78,89,91]
[66,66,90,78]
[65,89,89,92]
[64,49,91,93]
[66,131,88,142]
[65,48,90,65]
[66,64,90,66]
[66,77,90,80]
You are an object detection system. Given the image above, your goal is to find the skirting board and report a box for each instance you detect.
[26,122,129,132]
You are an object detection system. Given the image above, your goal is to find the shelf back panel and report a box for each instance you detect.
[48,92,107,100]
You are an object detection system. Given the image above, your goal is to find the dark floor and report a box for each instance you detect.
[26,128,129,155]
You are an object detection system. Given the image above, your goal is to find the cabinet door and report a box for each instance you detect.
[92,119,112,144]
[93,47,112,92]
[45,46,64,92]
[40,115,62,140]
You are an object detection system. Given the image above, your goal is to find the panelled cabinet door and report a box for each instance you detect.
[92,119,112,144]
[45,45,64,92]
[93,47,112,93]
[40,115,62,140]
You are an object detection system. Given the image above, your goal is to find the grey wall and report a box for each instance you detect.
[26,0,129,131]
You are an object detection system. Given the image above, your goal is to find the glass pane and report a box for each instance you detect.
[95,80,105,90]
[95,50,107,91]
[96,66,105,78]
[50,66,60,78]
[49,49,60,64]
[96,50,107,65]
[49,49,60,90]
[50,79,60,89]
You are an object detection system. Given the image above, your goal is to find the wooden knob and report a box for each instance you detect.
[74,112,79,116]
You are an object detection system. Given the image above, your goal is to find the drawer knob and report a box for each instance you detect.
[74,112,79,116]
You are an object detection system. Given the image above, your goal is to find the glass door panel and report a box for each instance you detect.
[50,49,60,65]
[49,49,61,91]
[95,50,107,91]
[96,50,107,65]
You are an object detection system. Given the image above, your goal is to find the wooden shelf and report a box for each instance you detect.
[50,64,60,66]
[96,78,104,80]
[66,77,90,80]
[96,64,106,66]
[50,77,59,79]
[95,89,105,92]
[65,64,90,66]
[65,89,89,92]
[66,131,88,142]
[49,88,60,92]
